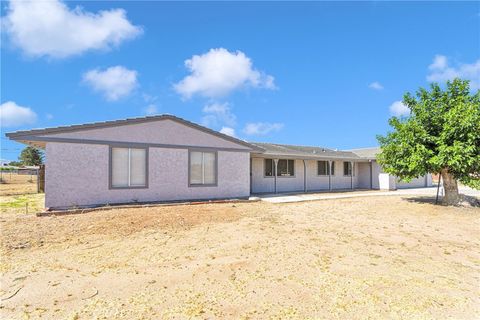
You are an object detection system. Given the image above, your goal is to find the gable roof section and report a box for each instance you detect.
[6,114,262,151]
[250,142,362,160]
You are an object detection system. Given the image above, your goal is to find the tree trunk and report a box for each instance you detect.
[440,168,460,205]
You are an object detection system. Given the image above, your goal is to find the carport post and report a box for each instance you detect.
[274,159,278,194]
[328,160,332,191]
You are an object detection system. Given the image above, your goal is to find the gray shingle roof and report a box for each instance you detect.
[6,114,261,151]
[349,147,380,159]
[250,142,363,160]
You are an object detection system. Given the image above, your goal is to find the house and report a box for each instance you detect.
[6,115,432,209]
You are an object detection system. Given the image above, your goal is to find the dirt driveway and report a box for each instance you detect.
[1,196,479,319]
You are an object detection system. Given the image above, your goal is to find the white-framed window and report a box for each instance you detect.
[111,147,147,188]
[343,161,352,176]
[317,160,330,176]
[189,151,217,186]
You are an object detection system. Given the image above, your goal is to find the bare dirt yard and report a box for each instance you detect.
[0,172,38,196]
[1,196,479,319]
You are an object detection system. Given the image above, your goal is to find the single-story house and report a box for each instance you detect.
[6,115,432,209]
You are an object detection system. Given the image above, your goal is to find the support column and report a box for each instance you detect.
[328,160,332,191]
[274,159,278,194]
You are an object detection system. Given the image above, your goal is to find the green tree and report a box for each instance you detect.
[19,146,44,166]
[377,78,480,205]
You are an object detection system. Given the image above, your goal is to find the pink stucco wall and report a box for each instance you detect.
[41,119,250,150]
[45,143,250,209]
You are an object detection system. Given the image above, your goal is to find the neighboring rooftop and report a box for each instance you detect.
[349,147,380,159]
[250,142,362,160]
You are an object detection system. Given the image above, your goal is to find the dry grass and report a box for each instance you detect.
[0,173,38,195]
[1,196,479,319]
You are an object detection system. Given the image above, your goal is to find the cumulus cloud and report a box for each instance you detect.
[219,127,236,137]
[369,81,384,90]
[389,101,410,117]
[2,0,142,58]
[174,48,276,99]
[0,101,37,127]
[243,122,284,136]
[83,66,138,101]
[201,102,236,128]
[427,55,480,90]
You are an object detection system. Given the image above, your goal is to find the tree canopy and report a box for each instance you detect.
[19,146,44,166]
[377,78,480,203]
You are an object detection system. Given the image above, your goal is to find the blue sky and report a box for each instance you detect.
[1,1,479,160]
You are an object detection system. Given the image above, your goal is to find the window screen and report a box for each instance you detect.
[317,160,330,176]
[190,151,217,185]
[264,159,274,177]
[343,162,352,176]
[111,147,147,188]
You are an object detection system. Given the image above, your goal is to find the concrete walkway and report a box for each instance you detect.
[253,186,480,204]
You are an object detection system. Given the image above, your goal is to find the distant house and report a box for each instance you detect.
[1,159,11,167]
[6,115,432,209]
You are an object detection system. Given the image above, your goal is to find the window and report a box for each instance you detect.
[111,147,147,188]
[331,162,335,176]
[265,159,274,177]
[343,161,352,176]
[189,151,217,186]
[277,159,295,176]
[317,160,330,176]
[264,159,295,177]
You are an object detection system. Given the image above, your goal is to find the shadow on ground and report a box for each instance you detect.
[404,194,480,207]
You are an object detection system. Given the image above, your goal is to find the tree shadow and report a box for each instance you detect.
[404,194,480,207]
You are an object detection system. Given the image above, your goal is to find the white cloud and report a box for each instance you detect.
[0,101,37,127]
[144,104,158,115]
[2,0,142,59]
[427,55,480,90]
[389,101,410,117]
[83,66,138,101]
[201,102,236,127]
[243,122,284,136]
[219,126,236,137]
[369,81,384,90]
[174,48,276,99]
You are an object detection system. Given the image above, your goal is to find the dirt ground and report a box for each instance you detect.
[0,173,38,195]
[1,196,479,319]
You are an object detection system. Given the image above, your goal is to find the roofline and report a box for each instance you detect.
[6,114,263,151]
[252,152,364,161]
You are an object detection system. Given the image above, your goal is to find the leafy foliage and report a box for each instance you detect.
[19,146,44,166]
[377,78,480,189]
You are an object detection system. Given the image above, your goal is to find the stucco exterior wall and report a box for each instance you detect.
[356,162,371,189]
[45,142,250,209]
[41,119,251,150]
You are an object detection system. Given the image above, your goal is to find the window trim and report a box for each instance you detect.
[188,149,218,187]
[109,145,149,190]
[276,159,295,178]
